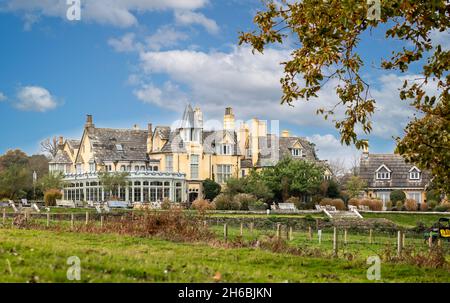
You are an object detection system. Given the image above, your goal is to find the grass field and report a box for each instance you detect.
[0,228,449,283]
[361,212,450,228]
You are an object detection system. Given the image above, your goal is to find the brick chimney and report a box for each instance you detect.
[281,130,290,138]
[58,136,64,150]
[147,123,153,153]
[85,114,94,130]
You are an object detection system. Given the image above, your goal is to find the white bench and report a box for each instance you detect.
[56,200,76,208]
[278,203,297,211]
[107,201,130,209]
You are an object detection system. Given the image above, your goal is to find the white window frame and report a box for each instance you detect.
[217,164,232,184]
[166,155,173,172]
[291,148,302,157]
[409,166,421,180]
[190,155,199,179]
[375,164,392,180]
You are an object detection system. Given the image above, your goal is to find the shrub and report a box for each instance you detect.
[191,198,215,212]
[420,202,428,211]
[319,198,345,210]
[396,201,403,210]
[348,198,360,207]
[359,199,383,211]
[428,200,438,210]
[285,196,301,209]
[161,198,171,210]
[233,193,257,211]
[248,200,268,210]
[404,199,418,211]
[44,189,62,207]
[213,194,240,210]
[434,202,450,212]
[202,179,221,201]
[385,201,393,210]
[426,190,442,203]
[390,190,406,203]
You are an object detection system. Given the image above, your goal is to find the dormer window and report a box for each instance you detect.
[116,144,123,152]
[291,148,302,157]
[409,166,421,180]
[375,164,391,180]
[218,144,232,155]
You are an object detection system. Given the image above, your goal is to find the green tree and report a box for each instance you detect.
[39,172,65,192]
[0,165,30,199]
[243,171,274,202]
[390,190,406,203]
[240,0,450,194]
[224,177,246,196]
[0,149,29,171]
[202,179,221,201]
[98,171,129,200]
[345,176,367,198]
[326,180,340,198]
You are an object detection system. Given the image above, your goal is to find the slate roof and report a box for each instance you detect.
[87,128,149,162]
[359,154,431,189]
[154,126,170,140]
[255,135,319,167]
[66,140,80,150]
[49,150,72,164]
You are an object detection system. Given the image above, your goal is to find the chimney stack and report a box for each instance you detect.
[223,107,235,130]
[281,130,290,138]
[147,123,153,153]
[362,139,369,159]
[58,136,64,150]
[85,114,94,129]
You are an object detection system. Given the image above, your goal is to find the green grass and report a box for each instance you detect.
[362,212,450,228]
[0,228,449,282]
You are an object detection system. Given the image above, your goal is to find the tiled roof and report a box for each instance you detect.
[154,126,170,140]
[160,129,186,153]
[49,150,72,164]
[88,128,149,162]
[359,154,431,189]
[66,139,80,149]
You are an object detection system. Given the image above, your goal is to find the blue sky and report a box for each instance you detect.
[0,0,447,167]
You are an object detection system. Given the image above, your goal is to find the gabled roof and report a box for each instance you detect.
[66,139,80,150]
[86,128,149,162]
[154,126,171,140]
[49,149,72,164]
[375,164,392,172]
[359,154,431,189]
[180,104,195,129]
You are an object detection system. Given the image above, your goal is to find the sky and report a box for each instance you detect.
[0,0,448,168]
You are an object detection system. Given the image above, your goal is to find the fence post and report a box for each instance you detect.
[276,223,281,239]
[402,232,406,248]
[397,231,403,257]
[240,222,243,236]
[344,229,348,245]
[85,212,89,225]
[318,230,322,244]
[308,226,312,240]
[428,235,433,249]
[438,239,442,247]
[70,213,74,230]
[224,223,228,242]
[333,227,338,257]
[2,208,5,225]
[369,229,373,244]
[289,226,293,241]
[46,213,50,227]
[100,215,104,228]
[250,222,254,234]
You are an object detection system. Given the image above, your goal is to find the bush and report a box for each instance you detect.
[213,194,240,210]
[359,199,383,211]
[404,199,418,211]
[248,200,268,210]
[202,179,221,201]
[426,190,442,203]
[385,201,393,210]
[233,193,257,211]
[191,198,215,212]
[348,198,360,207]
[434,202,450,212]
[396,201,403,210]
[319,198,345,210]
[285,196,301,209]
[44,189,62,207]
[161,198,171,210]
[428,200,438,210]
[420,202,428,211]
[390,190,406,203]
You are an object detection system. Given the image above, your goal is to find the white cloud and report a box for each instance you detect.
[108,33,141,52]
[174,10,219,34]
[145,26,189,51]
[307,134,360,170]
[429,29,450,50]
[0,92,7,102]
[134,81,189,109]
[1,0,210,28]
[15,86,58,112]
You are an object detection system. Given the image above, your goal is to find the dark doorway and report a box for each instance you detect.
[189,192,198,203]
